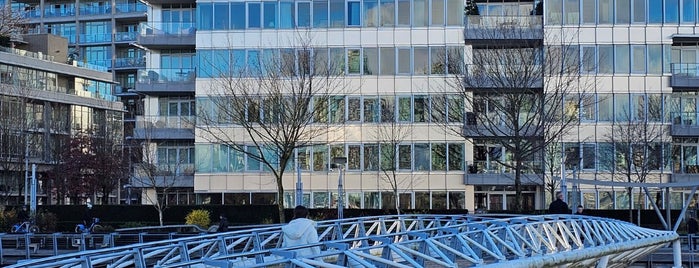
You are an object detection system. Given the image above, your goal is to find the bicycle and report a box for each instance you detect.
[75,217,104,233]
[10,220,39,233]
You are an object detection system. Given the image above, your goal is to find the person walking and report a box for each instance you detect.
[575,205,585,215]
[217,214,229,233]
[281,205,320,258]
[549,192,570,214]
[688,217,698,251]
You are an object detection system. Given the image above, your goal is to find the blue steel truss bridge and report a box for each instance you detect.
[7,214,680,268]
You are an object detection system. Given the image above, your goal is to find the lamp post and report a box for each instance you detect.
[332,157,347,219]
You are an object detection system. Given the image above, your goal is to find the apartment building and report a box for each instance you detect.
[0,34,122,204]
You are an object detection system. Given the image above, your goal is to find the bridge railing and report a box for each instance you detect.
[7,214,679,268]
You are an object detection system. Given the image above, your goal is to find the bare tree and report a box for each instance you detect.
[375,118,412,214]
[601,93,669,222]
[441,17,591,212]
[197,38,345,223]
[0,5,27,41]
[130,113,192,226]
[543,142,562,204]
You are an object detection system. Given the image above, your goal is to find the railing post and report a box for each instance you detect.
[673,239,682,268]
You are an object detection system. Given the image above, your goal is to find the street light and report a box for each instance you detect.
[332,157,347,219]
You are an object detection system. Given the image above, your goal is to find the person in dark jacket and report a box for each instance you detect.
[688,217,698,251]
[217,215,229,233]
[549,192,570,214]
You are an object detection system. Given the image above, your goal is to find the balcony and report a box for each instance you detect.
[79,33,112,44]
[133,115,195,140]
[464,160,542,185]
[115,32,138,43]
[462,64,543,92]
[671,63,699,88]
[137,22,196,49]
[114,57,145,69]
[671,112,699,136]
[132,163,194,187]
[137,0,196,6]
[135,68,195,94]
[464,15,543,48]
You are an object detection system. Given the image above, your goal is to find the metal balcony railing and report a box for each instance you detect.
[137,68,196,84]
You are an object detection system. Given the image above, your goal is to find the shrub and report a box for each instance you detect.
[185,209,211,228]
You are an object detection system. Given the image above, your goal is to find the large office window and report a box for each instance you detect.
[279,1,294,28]
[398,0,411,25]
[364,48,378,75]
[615,0,630,23]
[598,94,613,121]
[348,1,361,26]
[197,3,213,30]
[564,0,580,24]
[598,45,614,74]
[648,0,663,23]
[330,0,345,27]
[214,3,229,30]
[380,47,395,75]
[263,2,277,28]
[598,0,612,24]
[380,0,395,26]
[631,45,646,74]
[413,0,427,26]
[414,143,430,171]
[615,45,630,74]
[682,0,695,23]
[364,144,379,171]
[314,0,328,27]
[448,143,463,171]
[413,47,429,75]
[431,0,445,25]
[647,45,662,74]
[298,2,311,27]
[665,0,679,23]
[231,3,245,29]
[632,0,645,23]
[397,48,411,74]
[248,3,261,28]
[582,0,595,23]
[547,0,562,24]
[364,0,378,26]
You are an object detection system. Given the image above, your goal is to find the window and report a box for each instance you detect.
[682,0,695,23]
[398,96,411,122]
[380,144,395,170]
[398,0,411,25]
[348,97,361,121]
[248,3,261,28]
[197,3,213,30]
[448,143,463,171]
[380,0,395,26]
[597,94,614,122]
[330,96,345,123]
[329,0,344,27]
[448,95,464,123]
[380,47,395,75]
[631,45,646,74]
[364,144,379,171]
[431,143,446,171]
[647,45,662,74]
[231,3,245,29]
[446,0,462,25]
[363,48,378,75]
[414,143,430,170]
[648,0,662,23]
[547,0,563,24]
[364,97,379,122]
[598,45,614,74]
[348,145,361,170]
[430,47,446,74]
[413,0,430,27]
[414,47,428,74]
[246,146,261,171]
[582,143,595,170]
[615,45,630,74]
[582,0,595,23]
[431,0,444,25]
[214,3,229,30]
[398,144,412,170]
[381,97,395,122]
[313,97,328,123]
[397,48,411,74]
[347,49,361,74]
[364,0,378,26]
[632,0,645,23]
[313,0,328,27]
[666,0,679,23]
[263,2,277,28]
[348,1,361,26]
[598,0,612,24]
[414,96,428,122]
[297,2,311,27]
[313,145,327,171]
[564,0,580,24]
[615,94,630,121]
[616,0,630,23]
[279,1,294,28]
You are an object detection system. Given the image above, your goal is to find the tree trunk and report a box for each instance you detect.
[628,187,633,223]
[276,175,286,223]
[514,160,523,212]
